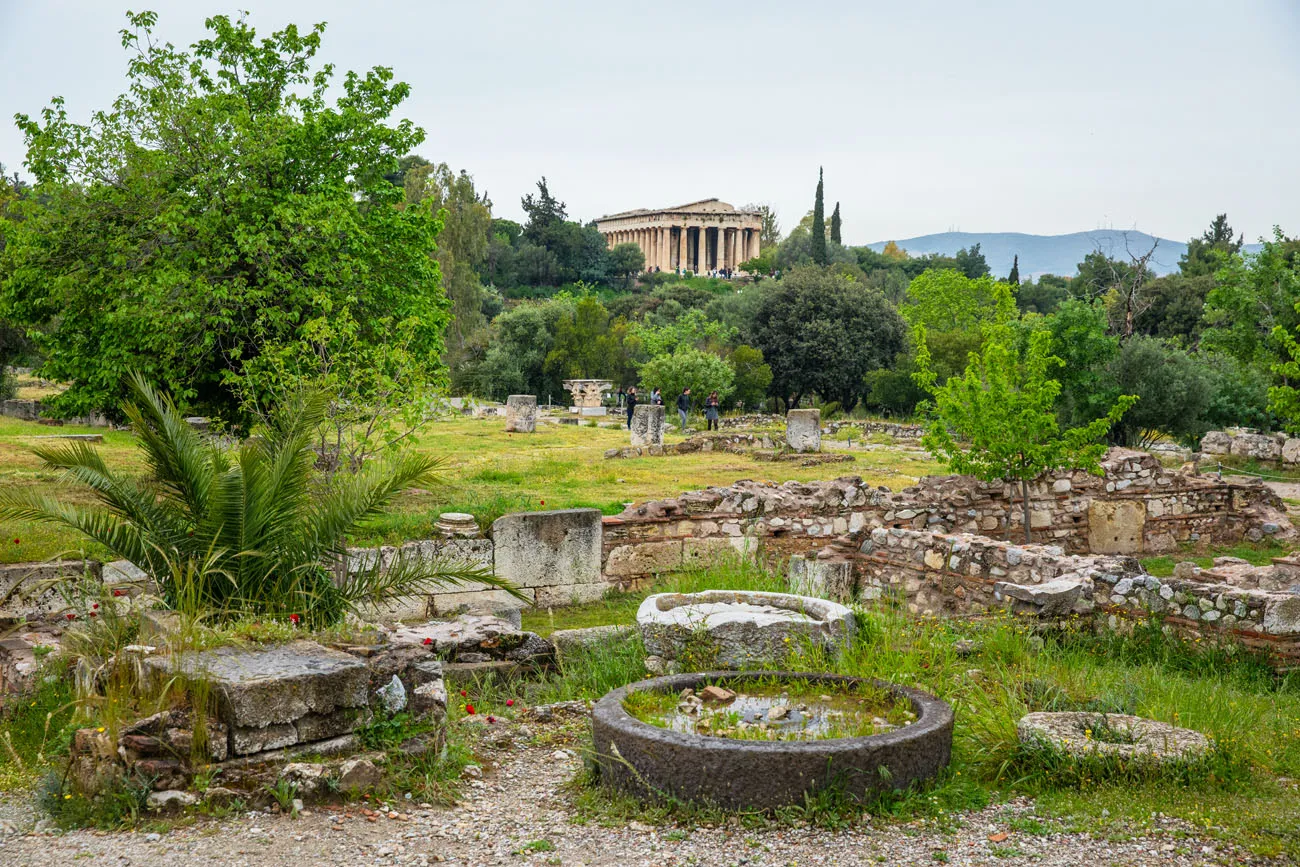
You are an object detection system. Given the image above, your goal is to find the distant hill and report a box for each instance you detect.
[864,230,1262,279]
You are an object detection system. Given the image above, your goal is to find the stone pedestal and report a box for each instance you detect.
[505,395,537,432]
[630,405,665,447]
[435,512,481,538]
[786,409,821,453]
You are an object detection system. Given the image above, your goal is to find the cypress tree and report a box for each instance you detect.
[811,167,827,265]
[1008,254,1020,286]
[830,202,842,245]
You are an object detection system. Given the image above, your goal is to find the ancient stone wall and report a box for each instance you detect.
[1201,429,1300,464]
[600,449,1293,585]
[790,527,1300,666]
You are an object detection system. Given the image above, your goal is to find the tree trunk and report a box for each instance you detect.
[1021,478,1032,544]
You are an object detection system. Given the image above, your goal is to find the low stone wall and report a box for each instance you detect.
[1,398,109,427]
[1201,429,1300,464]
[600,449,1293,586]
[790,527,1300,666]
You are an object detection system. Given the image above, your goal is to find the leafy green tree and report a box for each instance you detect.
[403,161,493,354]
[901,269,1015,332]
[0,12,446,421]
[633,309,735,357]
[750,267,905,410]
[608,243,645,288]
[1105,337,1212,447]
[915,327,1136,542]
[830,202,842,245]
[1202,229,1300,365]
[544,294,630,383]
[811,168,827,266]
[638,348,734,407]
[726,344,773,411]
[1008,254,1020,286]
[0,375,517,625]
[954,244,990,278]
[1015,274,1069,315]
[1180,214,1243,277]
[1047,299,1120,427]
[1130,274,1212,344]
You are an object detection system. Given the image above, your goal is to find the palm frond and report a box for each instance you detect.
[334,547,527,608]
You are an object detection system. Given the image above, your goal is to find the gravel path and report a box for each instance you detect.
[0,717,1261,867]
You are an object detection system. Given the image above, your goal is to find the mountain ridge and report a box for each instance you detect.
[863,230,1262,279]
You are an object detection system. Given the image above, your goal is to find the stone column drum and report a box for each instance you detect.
[505,395,537,433]
[786,408,821,453]
[631,405,666,447]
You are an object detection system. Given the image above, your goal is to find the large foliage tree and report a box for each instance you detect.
[0,12,447,420]
[900,269,1015,332]
[750,267,905,410]
[915,327,1136,542]
[1180,214,1243,278]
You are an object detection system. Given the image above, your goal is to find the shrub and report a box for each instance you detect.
[0,374,521,626]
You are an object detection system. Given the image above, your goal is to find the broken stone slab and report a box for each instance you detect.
[389,614,553,663]
[548,624,635,656]
[146,790,199,813]
[1017,711,1209,762]
[504,395,538,433]
[638,590,855,669]
[144,640,369,732]
[993,578,1087,618]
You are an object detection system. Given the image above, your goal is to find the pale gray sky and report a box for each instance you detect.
[2,0,1297,244]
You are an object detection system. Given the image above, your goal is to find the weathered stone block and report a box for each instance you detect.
[1199,431,1232,455]
[785,409,821,453]
[294,707,369,742]
[505,395,537,433]
[1230,432,1281,462]
[1283,438,1300,465]
[630,404,665,446]
[492,508,602,588]
[787,555,855,603]
[1087,500,1146,554]
[144,640,369,730]
[534,582,611,608]
[994,579,1086,617]
[604,541,683,577]
[683,536,756,567]
[231,723,298,755]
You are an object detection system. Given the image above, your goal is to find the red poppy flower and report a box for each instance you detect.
[91,603,99,610]
[289,614,300,625]
[465,704,476,715]
[11,538,18,545]
[89,611,97,618]
[66,613,76,620]
[487,715,496,724]
[540,500,545,506]
[112,589,124,597]
[459,690,467,698]
[422,637,432,646]
[505,699,514,707]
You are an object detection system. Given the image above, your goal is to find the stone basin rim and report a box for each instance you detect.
[637,590,853,622]
[594,670,953,752]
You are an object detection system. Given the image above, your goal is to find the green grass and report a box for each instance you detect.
[0,666,79,791]
[510,573,1300,857]
[1140,541,1289,577]
[0,414,942,563]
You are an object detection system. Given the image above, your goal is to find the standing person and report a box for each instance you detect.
[676,387,691,430]
[704,391,720,431]
[625,386,637,429]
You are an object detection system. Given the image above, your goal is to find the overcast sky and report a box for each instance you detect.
[2,0,1297,245]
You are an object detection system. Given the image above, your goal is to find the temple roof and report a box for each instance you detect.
[596,198,760,221]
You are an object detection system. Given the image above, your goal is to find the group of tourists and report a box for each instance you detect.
[619,386,721,431]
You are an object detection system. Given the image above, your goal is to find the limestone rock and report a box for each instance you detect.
[504,395,538,433]
[1230,432,1281,462]
[338,758,383,793]
[278,762,329,797]
[373,675,408,714]
[549,625,635,656]
[1199,431,1232,455]
[146,790,199,813]
[994,578,1086,617]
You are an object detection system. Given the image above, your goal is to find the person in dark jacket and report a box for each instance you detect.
[676,387,691,430]
[625,387,637,429]
[704,391,720,430]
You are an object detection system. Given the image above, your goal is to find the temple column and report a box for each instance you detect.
[659,228,667,270]
[677,226,686,271]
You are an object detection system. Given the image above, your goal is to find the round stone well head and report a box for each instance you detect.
[636,590,855,669]
[591,670,953,811]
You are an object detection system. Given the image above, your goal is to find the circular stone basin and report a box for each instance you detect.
[592,671,954,811]
[1017,712,1211,763]
[637,590,854,669]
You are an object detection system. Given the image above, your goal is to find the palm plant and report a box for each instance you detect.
[0,373,521,626]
